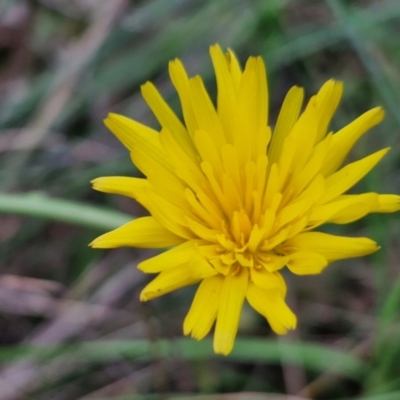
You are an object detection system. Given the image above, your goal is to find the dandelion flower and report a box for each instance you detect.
[90,45,400,355]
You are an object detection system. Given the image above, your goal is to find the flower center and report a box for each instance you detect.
[208,208,268,275]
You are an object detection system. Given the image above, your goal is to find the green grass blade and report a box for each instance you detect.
[0,338,366,380]
[0,192,132,231]
[327,0,400,128]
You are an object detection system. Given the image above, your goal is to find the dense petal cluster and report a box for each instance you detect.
[91,45,400,355]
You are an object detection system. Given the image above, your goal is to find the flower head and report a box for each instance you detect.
[91,45,400,355]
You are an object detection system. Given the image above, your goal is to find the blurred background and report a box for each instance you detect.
[0,0,400,399]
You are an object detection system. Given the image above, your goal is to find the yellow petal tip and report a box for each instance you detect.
[88,238,101,248]
[139,291,150,302]
[90,177,102,189]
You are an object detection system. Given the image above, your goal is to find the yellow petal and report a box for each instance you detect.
[290,135,331,197]
[254,56,268,127]
[287,252,328,275]
[286,96,319,171]
[198,243,227,258]
[184,188,221,230]
[280,232,379,262]
[327,195,378,224]
[169,59,198,135]
[294,174,325,204]
[91,176,150,200]
[209,257,231,276]
[201,161,230,215]
[315,80,343,143]
[263,226,291,250]
[375,194,400,213]
[320,107,384,176]
[214,268,248,355]
[138,241,197,273]
[275,197,314,230]
[222,174,243,218]
[184,275,223,340]
[188,187,225,225]
[262,164,280,211]
[90,216,184,249]
[129,137,187,209]
[233,69,256,160]
[257,252,290,272]
[105,113,172,173]
[318,148,390,204]
[159,128,206,191]
[189,256,218,280]
[276,136,296,191]
[144,190,194,240]
[222,144,242,195]
[190,76,226,147]
[250,268,286,293]
[246,283,296,335]
[141,81,197,158]
[140,264,199,301]
[247,225,266,253]
[233,58,262,162]
[225,48,242,93]
[104,113,158,152]
[254,125,271,160]
[194,129,224,175]
[186,216,218,243]
[268,86,304,166]
[209,44,236,142]
[310,193,379,225]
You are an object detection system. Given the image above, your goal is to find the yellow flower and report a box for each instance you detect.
[90,45,400,355]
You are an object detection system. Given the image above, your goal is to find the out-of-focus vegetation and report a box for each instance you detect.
[0,0,400,399]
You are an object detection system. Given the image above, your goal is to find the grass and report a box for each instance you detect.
[0,0,400,399]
